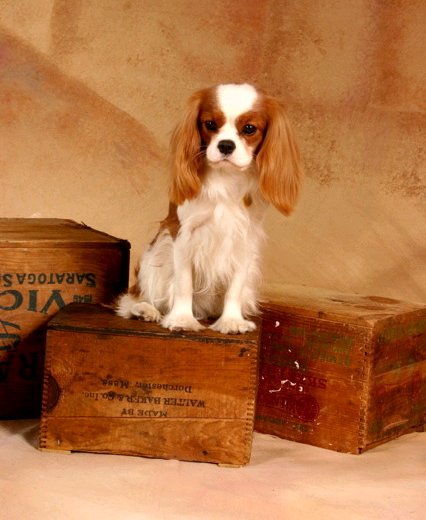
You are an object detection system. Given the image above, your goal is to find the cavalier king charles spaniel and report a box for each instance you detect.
[116,83,302,333]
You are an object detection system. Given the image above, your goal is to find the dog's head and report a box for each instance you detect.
[169,83,302,216]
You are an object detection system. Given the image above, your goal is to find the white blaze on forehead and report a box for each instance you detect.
[216,84,258,120]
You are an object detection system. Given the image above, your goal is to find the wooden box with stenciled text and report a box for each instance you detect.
[255,285,425,453]
[40,303,259,466]
[0,219,129,418]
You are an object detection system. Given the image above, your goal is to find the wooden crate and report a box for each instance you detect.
[0,219,129,418]
[255,285,425,453]
[40,303,259,466]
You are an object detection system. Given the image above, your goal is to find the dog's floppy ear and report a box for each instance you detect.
[256,97,303,216]
[169,90,205,205]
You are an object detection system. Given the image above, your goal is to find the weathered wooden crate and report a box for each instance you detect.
[40,303,259,466]
[255,285,425,453]
[0,219,129,418]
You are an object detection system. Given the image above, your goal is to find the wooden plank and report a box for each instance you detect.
[47,302,259,343]
[0,218,129,248]
[262,284,424,326]
[41,417,251,465]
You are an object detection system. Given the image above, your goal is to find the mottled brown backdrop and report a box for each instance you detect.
[1,0,425,301]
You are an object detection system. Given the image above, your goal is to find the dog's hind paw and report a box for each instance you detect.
[132,302,162,322]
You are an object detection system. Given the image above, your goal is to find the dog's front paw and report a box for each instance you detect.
[161,313,205,332]
[210,317,256,334]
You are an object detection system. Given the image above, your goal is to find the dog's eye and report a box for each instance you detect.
[204,120,217,132]
[242,124,257,135]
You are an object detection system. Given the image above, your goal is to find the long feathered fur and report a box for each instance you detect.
[116,83,302,334]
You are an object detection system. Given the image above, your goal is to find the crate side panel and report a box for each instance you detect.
[255,308,371,453]
[44,330,257,420]
[366,362,425,447]
[41,322,259,464]
[259,308,372,381]
[256,363,365,453]
[0,247,128,418]
[373,312,426,374]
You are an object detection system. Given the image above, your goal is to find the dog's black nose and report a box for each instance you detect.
[218,139,236,156]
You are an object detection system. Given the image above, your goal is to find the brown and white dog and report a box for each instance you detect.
[116,83,302,333]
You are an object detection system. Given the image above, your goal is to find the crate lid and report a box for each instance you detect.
[0,219,130,249]
[262,284,426,326]
[48,303,259,345]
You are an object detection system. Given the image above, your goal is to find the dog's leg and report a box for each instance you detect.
[210,261,256,334]
[161,237,204,332]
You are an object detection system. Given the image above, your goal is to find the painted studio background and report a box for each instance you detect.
[1,0,425,302]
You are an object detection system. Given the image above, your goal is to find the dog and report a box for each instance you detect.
[116,83,302,333]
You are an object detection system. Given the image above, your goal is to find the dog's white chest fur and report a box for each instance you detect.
[137,169,264,325]
[180,195,258,293]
